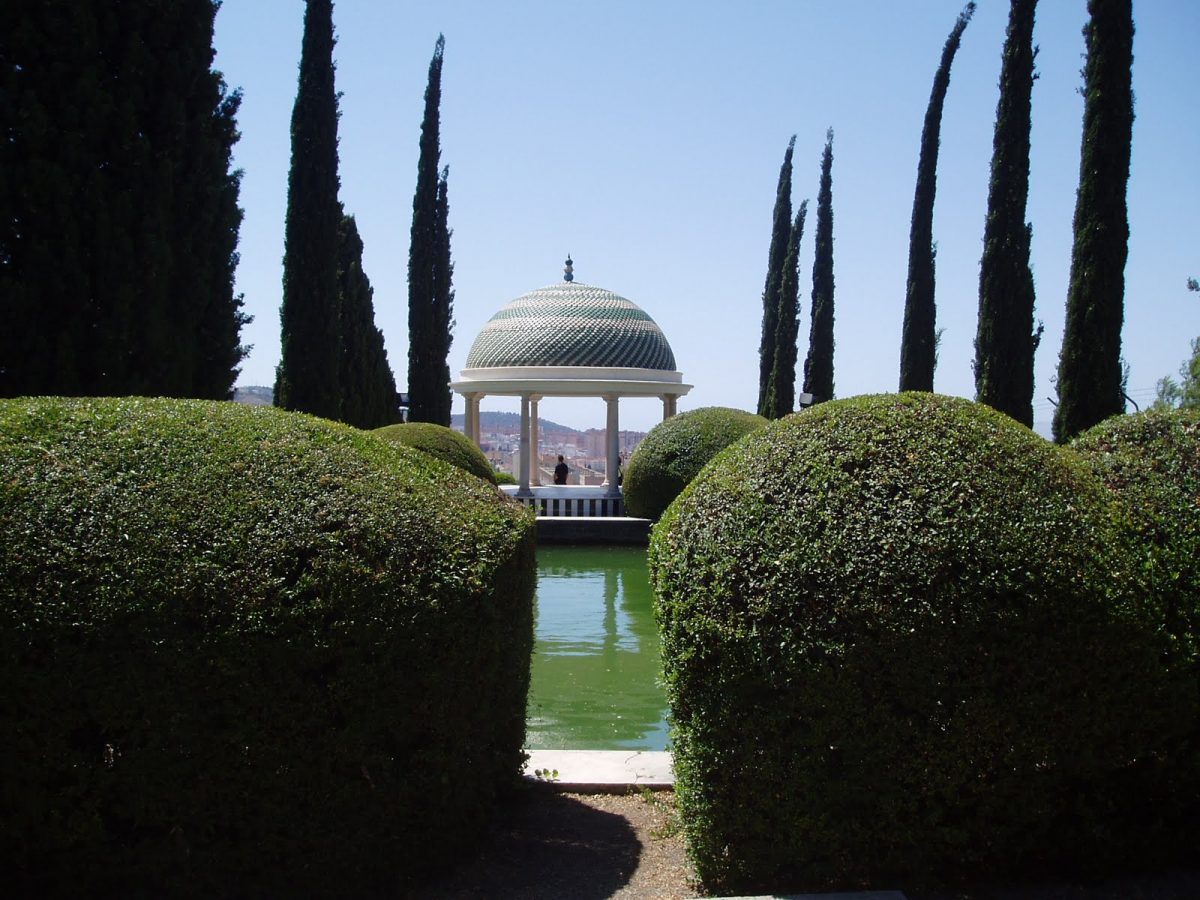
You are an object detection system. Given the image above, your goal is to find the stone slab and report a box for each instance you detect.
[524,749,673,792]
[535,516,651,546]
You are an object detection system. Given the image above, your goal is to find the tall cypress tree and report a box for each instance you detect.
[974,0,1039,427]
[803,129,836,406]
[337,210,400,429]
[763,201,808,419]
[900,2,976,393]
[407,35,453,425]
[178,3,251,400]
[2,1,128,396]
[427,166,455,424]
[275,0,342,420]
[1,0,247,399]
[1052,0,1134,442]
[757,136,796,418]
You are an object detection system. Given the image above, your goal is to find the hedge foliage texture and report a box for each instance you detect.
[624,407,767,520]
[374,421,496,484]
[1072,408,1200,702]
[0,397,535,896]
[650,393,1194,894]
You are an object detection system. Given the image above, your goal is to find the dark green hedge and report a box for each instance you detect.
[624,407,767,520]
[1072,408,1200,670]
[374,421,497,484]
[0,397,536,897]
[1071,409,1200,819]
[650,393,1194,894]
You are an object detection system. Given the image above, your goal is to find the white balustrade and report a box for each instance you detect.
[500,485,625,518]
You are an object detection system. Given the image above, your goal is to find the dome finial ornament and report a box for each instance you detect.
[564,254,574,283]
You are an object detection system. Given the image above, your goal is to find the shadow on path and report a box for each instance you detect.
[411,791,641,899]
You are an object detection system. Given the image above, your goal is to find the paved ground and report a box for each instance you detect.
[524,749,673,792]
[411,788,695,900]
[410,783,1200,900]
[409,753,1200,899]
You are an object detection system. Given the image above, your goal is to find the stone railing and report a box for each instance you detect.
[500,485,624,518]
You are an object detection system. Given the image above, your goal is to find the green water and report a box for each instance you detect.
[526,545,669,750]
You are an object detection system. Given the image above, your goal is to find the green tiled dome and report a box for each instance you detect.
[464,282,678,371]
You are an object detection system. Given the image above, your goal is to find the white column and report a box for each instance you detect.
[604,394,621,498]
[472,394,484,445]
[518,393,532,496]
[463,393,478,444]
[530,395,542,486]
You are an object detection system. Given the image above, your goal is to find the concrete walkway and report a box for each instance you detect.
[524,749,673,791]
[523,751,910,899]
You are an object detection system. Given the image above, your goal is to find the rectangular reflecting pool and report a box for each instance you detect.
[526,545,669,751]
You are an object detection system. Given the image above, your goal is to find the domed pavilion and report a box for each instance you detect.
[452,258,691,503]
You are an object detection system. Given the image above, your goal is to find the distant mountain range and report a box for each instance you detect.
[451,411,584,435]
[233,385,273,406]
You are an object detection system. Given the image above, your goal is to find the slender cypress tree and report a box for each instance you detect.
[2,1,132,396]
[427,166,455,424]
[900,2,976,393]
[337,211,400,429]
[757,136,796,418]
[974,0,1039,427]
[179,3,251,400]
[145,0,251,399]
[803,129,836,405]
[275,0,342,420]
[1,0,247,398]
[763,201,808,419]
[1053,0,1134,442]
[407,35,454,425]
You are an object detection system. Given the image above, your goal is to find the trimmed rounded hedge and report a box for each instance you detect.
[1071,408,1200,669]
[374,421,497,484]
[0,397,536,897]
[1071,409,1200,819]
[650,393,1193,894]
[624,406,767,520]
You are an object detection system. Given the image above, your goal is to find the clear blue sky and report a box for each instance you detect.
[214,1,1198,435]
